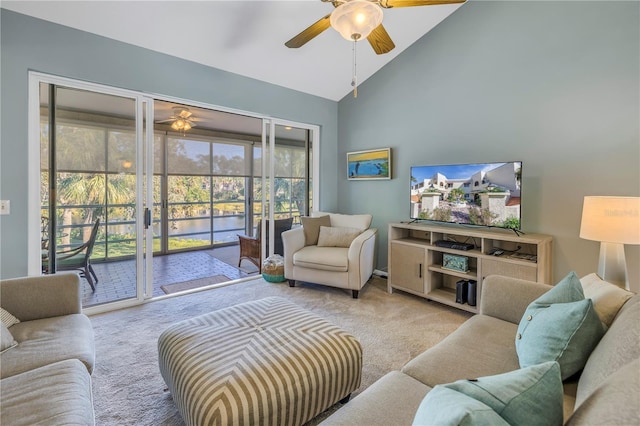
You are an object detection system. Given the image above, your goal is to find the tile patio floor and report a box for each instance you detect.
[82,245,260,307]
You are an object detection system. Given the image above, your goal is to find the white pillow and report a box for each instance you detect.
[0,307,20,328]
[580,273,634,327]
[317,226,362,248]
[0,323,18,354]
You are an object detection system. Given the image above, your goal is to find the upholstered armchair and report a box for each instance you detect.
[282,212,377,298]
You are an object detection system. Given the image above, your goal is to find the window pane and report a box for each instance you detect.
[167,138,210,175]
[56,124,106,172]
[107,130,136,173]
[167,175,211,250]
[212,142,248,176]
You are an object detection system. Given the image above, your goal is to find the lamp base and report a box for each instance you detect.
[598,242,629,290]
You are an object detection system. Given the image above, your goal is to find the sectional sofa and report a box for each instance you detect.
[322,273,639,425]
[0,273,96,425]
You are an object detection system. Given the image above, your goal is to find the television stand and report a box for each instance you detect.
[387,222,552,314]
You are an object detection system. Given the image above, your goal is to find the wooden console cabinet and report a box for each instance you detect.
[388,222,553,314]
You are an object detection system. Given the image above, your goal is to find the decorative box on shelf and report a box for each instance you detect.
[442,253,470,273]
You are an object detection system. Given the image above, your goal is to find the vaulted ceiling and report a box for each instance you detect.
[2,0,465,101]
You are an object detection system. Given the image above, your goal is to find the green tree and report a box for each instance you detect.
[448,188,465,202]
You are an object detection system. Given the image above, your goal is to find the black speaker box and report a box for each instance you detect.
[467,280,477,306]
[455,280,468,304]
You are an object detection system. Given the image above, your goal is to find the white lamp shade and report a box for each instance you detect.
[580,196,640,244]
[330,0,383,41]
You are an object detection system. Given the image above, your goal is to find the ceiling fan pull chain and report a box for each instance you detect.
[351,39,358,98]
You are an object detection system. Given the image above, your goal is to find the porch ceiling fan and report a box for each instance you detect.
[285,0,466,55]
[156,106,203,132]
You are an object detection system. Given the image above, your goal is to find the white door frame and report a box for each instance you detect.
[27,71,319,314]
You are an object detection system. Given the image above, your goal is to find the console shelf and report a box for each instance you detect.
[388,222,553,314]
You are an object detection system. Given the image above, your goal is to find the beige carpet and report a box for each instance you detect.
[160,275,231,294]
[90,276,472,425]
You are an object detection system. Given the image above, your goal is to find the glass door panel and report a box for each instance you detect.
[253,121,313,261]
[39,83,146,309]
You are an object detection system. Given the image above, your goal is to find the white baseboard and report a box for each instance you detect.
[373,269,388,278]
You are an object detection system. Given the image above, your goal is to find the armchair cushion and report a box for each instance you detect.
[301,215,331,246]
[317,226,362,248]
[293,246,349,272]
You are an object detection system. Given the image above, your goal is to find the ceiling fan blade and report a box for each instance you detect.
[155,118,176,124]
[368,24,395,55]
[285,14,332,48]
[380,0,465,8]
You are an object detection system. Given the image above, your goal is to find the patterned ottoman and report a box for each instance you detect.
[158,297,362,426]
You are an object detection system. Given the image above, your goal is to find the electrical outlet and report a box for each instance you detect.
[0,200,10,215]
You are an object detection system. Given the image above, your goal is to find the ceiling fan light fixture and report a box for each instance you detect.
[171,119,183,131]
[330,0,383,41]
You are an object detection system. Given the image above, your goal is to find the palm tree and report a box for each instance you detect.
[57,172,134,242]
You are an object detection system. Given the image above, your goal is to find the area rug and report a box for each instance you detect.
[89,276,472,425]
[160,275,231,294]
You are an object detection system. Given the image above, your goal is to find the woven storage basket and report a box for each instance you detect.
[262,263,285,282]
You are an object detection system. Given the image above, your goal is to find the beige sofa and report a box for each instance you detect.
[283,212,377,298]
[322,274,639,425]
[0,273,96,425]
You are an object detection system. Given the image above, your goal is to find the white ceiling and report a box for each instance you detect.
[2,0,465,101]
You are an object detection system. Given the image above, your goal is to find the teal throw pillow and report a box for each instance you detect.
[413,361,563,426]
[516,271,606,379]
[413,387,508,426]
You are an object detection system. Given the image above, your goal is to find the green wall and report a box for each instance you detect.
[0,9,338,278]
[336,1,640,290]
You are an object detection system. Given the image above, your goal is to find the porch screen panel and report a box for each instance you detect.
[212,141,248,243]
[167,137,212,250]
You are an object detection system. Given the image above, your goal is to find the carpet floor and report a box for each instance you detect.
[90,276,472,425]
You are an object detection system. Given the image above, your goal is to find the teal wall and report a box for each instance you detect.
[0,9,338,278]
[336,1,640,290]
[2,2,639,291]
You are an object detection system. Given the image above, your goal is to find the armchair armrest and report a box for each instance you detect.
[0,272,82,321]
[479,275,552,324]
[348,228,378,287]
[282,227,305,277]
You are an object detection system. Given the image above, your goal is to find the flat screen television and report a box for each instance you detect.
[410,161,523,230]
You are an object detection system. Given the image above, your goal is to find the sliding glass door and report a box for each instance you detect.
[34,77,154,311]
[29,72,319,313]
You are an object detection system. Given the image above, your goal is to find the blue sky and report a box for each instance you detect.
[410,162,509,183]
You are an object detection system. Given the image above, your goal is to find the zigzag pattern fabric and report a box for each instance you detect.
[158,297,362,426]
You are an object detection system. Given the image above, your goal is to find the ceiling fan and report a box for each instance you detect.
[285,0,466,55]
[156,106,202,132]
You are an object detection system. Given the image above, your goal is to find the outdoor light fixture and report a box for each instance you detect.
[580,196,640,290]
[330,0,383,98]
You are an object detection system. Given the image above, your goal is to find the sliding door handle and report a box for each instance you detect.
[144,208,151,229]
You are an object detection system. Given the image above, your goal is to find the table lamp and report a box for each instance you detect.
[580,196,640,290]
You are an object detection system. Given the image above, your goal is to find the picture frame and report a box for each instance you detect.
[347,148,391,180]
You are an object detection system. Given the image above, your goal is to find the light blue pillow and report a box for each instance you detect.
[413,387,508,426]
[516,271,605,379]
[413,361,563,426]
